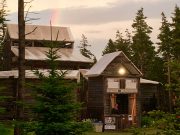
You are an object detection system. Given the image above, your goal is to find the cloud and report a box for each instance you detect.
[8,0,180,25]
[58,0,180,25]
[85,30,102,34]
[6,0,180,58]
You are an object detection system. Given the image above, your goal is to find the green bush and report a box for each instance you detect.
[142,110,180,135]
[141,116,153,127]
[0,123,10,135]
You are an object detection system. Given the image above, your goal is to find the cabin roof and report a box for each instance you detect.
[140,78,160,84]
[0,70,79,80]
[11,46,93,63]
[6,24,74,42]
[86,51,142,77]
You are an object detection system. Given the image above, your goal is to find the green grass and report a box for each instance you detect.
[86,128,162,135]
[7,127,161,135]
[86,132,131,135]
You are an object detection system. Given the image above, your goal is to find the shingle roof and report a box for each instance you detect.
[11,46,93,63]
[86,51,142,77]
[7,24,74,42]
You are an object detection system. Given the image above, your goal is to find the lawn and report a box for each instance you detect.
[86,128,162,135]
[86,132,131,135]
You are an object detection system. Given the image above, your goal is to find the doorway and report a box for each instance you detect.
[111,94,128,114]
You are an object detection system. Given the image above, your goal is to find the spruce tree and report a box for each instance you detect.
[30,41,91,135]
[171,5,180,60]
[79,34,96,63]
[157,12,172,85]
[102,38,116,55]
[131,8,156,77]
[115,30,132,58]
[158,12,173,61]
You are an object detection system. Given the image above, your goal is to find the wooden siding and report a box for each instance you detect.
[103,56,140,77]
[10,60,91,70]
[87,76,104,121]
[0,78,78,120]
[140,84,168,112]
[3,37,12,70]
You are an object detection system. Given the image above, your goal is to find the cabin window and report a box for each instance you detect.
[111,94,128,114]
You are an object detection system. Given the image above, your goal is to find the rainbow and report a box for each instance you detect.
[51,9,60,26]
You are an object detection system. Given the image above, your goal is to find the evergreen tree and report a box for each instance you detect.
[157,12,173,83]
[102,38,116,55]
[170,6,180,112]
[171,5,180,60]
[0,0,8,41]
[0,0,8,68]
[158,12,173,62]
[79,34,96,63]
[30,41,91,135]
[115,30,132,58]
[131,8,156,77]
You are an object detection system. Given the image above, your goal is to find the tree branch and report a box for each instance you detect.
[25,26,37,35]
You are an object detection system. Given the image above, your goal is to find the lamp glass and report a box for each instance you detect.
[118,67,126,75]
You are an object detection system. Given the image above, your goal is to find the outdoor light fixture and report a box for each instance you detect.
[118,67,126,75]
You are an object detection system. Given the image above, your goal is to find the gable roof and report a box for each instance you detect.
[86,51,142,77]
[6,24,74,42]
[11,46,93,63]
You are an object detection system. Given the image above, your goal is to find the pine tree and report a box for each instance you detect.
[29,41,92,135]
[79,34,96,63]
[102,38,116,55]
[171,5,180,60]
[131,8,156,77]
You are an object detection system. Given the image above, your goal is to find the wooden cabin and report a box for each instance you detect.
[0,23,93,120]
[0,70,80,120]
[2,24,93,70]
[85,51,142,131]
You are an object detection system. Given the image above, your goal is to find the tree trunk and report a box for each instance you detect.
[14,0,25,135]
[167,56,172,112]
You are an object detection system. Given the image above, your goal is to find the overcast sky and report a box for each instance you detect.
[6,0,180,59]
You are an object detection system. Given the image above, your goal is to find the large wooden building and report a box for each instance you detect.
[0,24,164,131]
[2,24,93,70]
